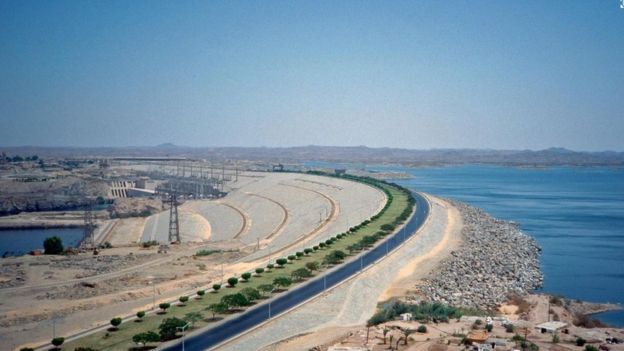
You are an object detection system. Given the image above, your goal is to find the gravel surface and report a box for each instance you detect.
[415,200,543,310]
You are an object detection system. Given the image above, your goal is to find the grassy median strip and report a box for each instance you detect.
[62,174,414,350]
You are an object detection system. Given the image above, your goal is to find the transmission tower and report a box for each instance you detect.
[82,203,96,250]
[168,191,181,243]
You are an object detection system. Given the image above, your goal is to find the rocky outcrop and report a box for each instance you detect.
[415,200,543,310]
[108,198,162,218]
[0,177,109,216]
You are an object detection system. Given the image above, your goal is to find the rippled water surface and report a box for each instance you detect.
[307,162,624,326]
[0,228,84,256]
[372,165,624,326]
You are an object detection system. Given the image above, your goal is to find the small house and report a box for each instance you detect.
[535,321,567,333]
[400,313,413,321]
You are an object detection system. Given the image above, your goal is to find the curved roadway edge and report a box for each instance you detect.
[240,183,343,263]
[159,192,430,351]
[243,192,289,241]
[220,202,251,240]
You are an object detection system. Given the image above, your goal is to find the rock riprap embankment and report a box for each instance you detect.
[415,200,543,310]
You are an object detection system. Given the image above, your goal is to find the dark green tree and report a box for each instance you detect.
[132,331,160,346]
[44,236,64,255]
[227,277,238,287]
[241,287,261,301]
[258,284,274,296]
[291,268,312,281]
[136,311,145,321]
[305,261,320,271]
[51,337,65,348]
[241,272,252,281]
[159,302,171,313]
[323,250,346,265]
[221,293,249,310]
[207,302,229,320]
[159,317,187,341]
[110,317,122,330]
[273,276,292,289]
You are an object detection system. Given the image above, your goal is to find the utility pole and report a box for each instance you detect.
[168,190,180,243]
[82,202,96,251]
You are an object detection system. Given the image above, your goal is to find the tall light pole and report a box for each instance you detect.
[177,322,190,351]
[52,315,58,339]
[146,275,156,310]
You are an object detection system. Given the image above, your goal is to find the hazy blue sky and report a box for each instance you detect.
[1,1,623,150]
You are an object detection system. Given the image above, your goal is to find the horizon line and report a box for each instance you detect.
[0,144,623,154]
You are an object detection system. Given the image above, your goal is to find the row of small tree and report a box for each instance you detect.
[47,175,416,350]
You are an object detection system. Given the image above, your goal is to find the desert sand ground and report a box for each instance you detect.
[0,172,385,349]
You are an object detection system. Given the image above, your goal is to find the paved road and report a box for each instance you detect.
[161,192,430,351]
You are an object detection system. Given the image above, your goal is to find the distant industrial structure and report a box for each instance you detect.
[81,203,96,251]
[168,191,180,243]
[103,158,238,200]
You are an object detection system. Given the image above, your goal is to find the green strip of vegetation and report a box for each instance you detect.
[60,173,415,351]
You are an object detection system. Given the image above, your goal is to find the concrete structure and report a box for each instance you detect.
[126,187,156,197]
[400,313,413,321]
[535,321,567,333]
[109,180,133,198]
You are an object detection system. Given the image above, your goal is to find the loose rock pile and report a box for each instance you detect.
[415,200,543,310]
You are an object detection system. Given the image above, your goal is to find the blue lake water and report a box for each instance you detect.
[0,228,84,256]
[307,162,624,326]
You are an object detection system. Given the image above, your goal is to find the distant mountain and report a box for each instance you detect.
[1,145,623,167]
[155,143,179,149]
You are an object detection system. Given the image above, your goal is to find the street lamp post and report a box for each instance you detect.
[146,275,156,310]
[177,322,190,351]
